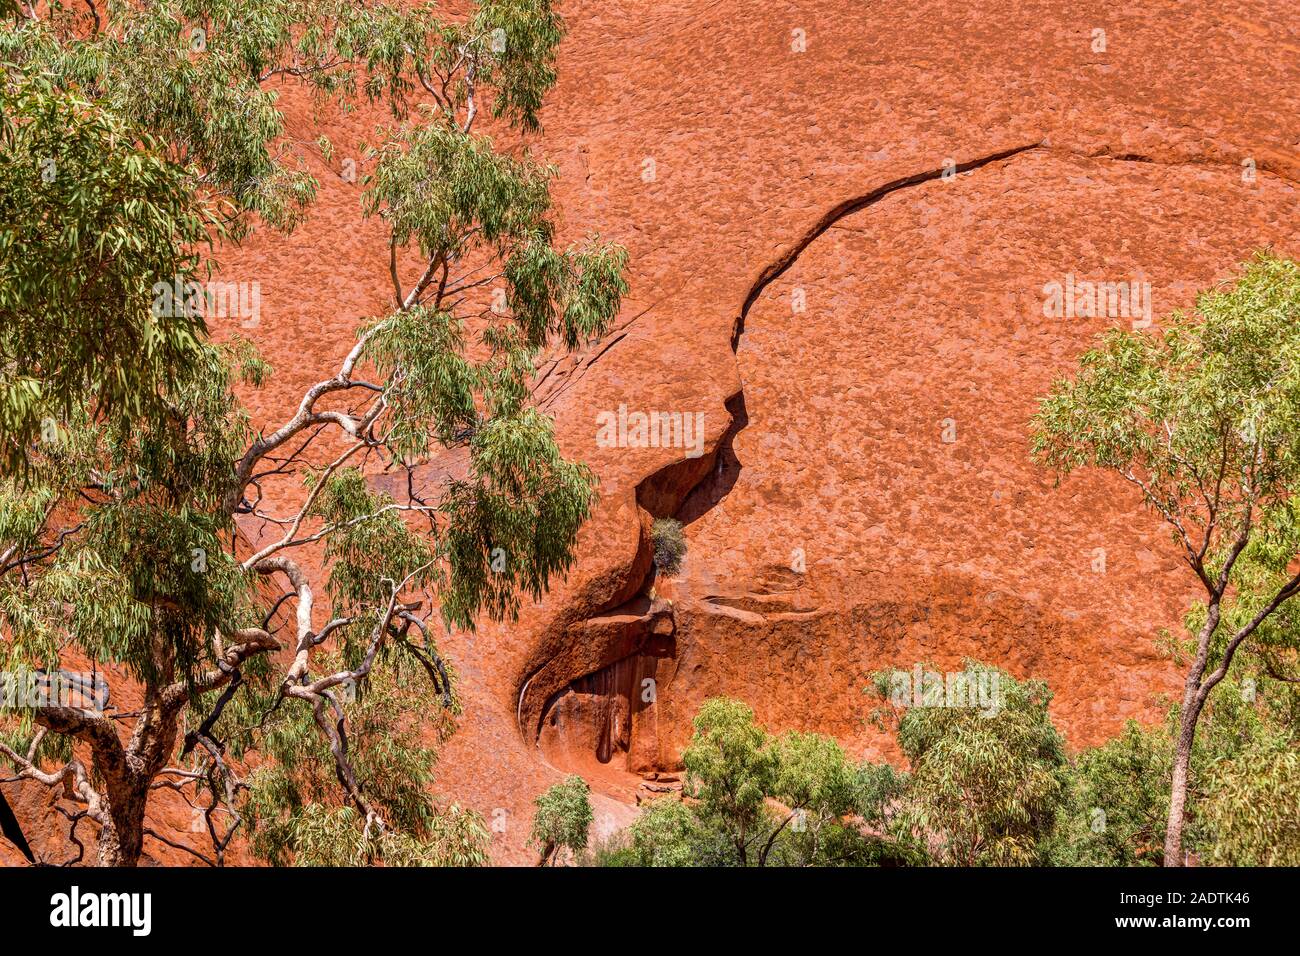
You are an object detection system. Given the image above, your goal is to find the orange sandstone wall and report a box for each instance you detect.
[8,0,1300,865]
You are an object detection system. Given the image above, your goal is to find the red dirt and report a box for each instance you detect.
[6,0,1299,865]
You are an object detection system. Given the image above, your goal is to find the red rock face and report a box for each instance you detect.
[530,144,1300,791]
[470,0,1300,859]
[8,0,1300,865]
[662,147,1299,758]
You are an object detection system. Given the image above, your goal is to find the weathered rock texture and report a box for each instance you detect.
[478,0,1300,860]
[6,0,1300,865]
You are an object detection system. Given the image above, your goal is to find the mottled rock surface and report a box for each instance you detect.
[6,0,1299,865]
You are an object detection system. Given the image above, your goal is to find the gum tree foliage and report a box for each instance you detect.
[592,798,717,867]
[1058,648,1299,867]
[606,671,1070,868]
[869,658,1298,867]
[0,0,626,866]
[1202,743,1300,865]
[1031,252,1300,866]
[599,698,890,867]
[242,652,490,867]
[866,662,1070,865]
[1057,720,1173,866]
[0,67,216,477]
[596,666,1296,867]
[528,774,592,866]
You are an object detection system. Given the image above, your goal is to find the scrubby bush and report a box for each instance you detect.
[651,518,687,575]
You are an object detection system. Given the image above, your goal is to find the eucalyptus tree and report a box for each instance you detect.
[529,775,592,866]
[1031,253,1300,865]
[0,0,627,866]
[866,662,1070,865]
[610,698,872,867]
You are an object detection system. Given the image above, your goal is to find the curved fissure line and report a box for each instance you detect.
[732,140,1300,350]
[734,142,1043,348]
